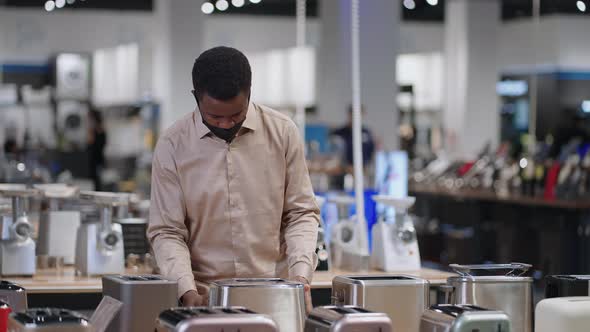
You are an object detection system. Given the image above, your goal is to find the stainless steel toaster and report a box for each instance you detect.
[420,305,511,332]
[102,274,178,332]
[8,308,93,332]
[155,306,279,332]
[209,278,305,332]
[332,275,429,332]
[0,281,27,313]
[447,263,532,332]
[304,305,393,332]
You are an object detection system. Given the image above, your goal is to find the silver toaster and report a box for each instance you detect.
[155,306,279,332]
[420,305,511,332]
[332,275,429,332]
[8,308,93,332]
[209,278,305,332]
[304,305,393,332]
[102,274,178,332]
[0,281,27,313]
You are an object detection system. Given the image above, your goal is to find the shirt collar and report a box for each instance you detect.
[194,103,258,139]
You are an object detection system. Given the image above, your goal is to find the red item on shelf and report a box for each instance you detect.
[458,162,475,177]
[544,162,561,200]
[0,301,11,332]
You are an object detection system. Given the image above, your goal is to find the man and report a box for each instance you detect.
[329,106,376,189]
[147,46,319,310]
[87,109,107,191]
[331,105,376,168]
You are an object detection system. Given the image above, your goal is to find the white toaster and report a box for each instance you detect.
[155,306,279,332]
[535,296,590,332]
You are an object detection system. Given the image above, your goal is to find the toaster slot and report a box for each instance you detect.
[197,308,214,314]
[307,314,333,326]
[234,278,286,283]
[331,307,355,315]
[348,276,416,281]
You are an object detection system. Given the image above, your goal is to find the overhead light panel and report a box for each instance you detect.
[55,0,66,8]
[250,0,262,4]
[427,0,438,5]
[577,1,587,12]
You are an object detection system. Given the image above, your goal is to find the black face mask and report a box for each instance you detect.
[203,119,244,143]
[194,91,249,143]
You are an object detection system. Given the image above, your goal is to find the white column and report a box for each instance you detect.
[154,0,205,130]
[317,0,400,150]
[444,0,500,158]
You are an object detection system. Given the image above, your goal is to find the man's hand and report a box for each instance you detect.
[294,276,313,314]
[181,289,204,307]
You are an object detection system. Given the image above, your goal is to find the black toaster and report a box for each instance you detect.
[545,275,590,298]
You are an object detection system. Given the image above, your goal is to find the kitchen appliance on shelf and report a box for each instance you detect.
[102,274,178,332]
[420,304,511,332]
[8,308,93,331]
[535,297,590,332]
[446,263,533,332]
[0,185,38,276]
[545,275,590,298]
[331,275,429,332]
[75,191,127,276]
[34,184,80,265]
[304,305,392,332]
[371,195,421,271]
[155,307,279,332]
[0,281,27,313]
[208,278,305,332]
[326,195,369,272]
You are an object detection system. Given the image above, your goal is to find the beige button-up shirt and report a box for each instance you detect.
[147,103,319,298]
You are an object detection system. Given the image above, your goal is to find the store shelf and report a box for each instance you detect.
[410,185,590,210]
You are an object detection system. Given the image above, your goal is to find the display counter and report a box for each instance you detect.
[5,267,455,309]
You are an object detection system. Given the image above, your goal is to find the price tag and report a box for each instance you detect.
[90,296,123,332]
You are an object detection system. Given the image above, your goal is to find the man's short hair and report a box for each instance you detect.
[192,46,252,101]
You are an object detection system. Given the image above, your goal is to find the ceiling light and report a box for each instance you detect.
[403,0,416,10]
[201,2,215,14]
[577,1,587,12]
[44,0,56,11]
[66,0,75,4]
[216,0,229,11]
[250,0,262,4]
[519,158,528,169]
[426,0,438,5]
[232,0,245,7]
[582,100,590,113]
[55,0,66,8]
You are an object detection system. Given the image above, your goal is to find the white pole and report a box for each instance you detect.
[529,0,540,154]
[351,0,369,253]
[295,0,306,143]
